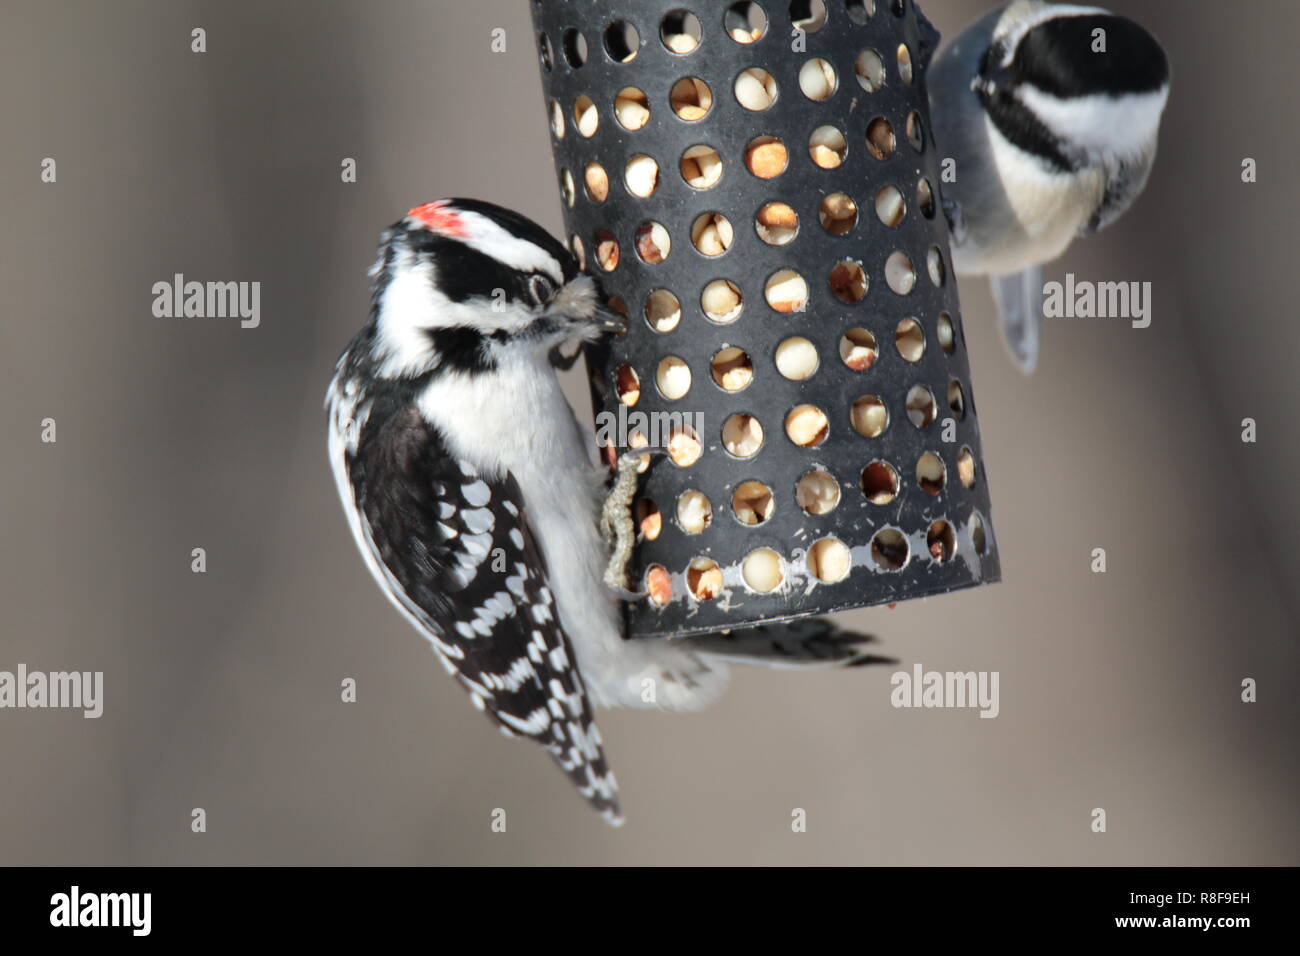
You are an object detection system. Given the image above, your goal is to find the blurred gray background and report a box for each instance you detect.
[0,0,1295,865]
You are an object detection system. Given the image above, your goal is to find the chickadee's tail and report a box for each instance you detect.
[990,266,1044,374]
[679,617,895,670]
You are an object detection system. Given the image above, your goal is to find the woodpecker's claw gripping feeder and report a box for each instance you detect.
[533,0,999,639]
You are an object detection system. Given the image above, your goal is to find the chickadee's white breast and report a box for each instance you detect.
[957,118,1105,276]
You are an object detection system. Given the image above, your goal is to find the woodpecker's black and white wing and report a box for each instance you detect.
[329,393,621,825]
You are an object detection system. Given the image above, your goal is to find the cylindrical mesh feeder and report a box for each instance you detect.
[533,0,999,639]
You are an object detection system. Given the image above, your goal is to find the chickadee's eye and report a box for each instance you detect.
[529,274,556,305]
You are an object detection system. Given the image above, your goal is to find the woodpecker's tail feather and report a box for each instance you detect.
[537,712,624,826]
[679,617,895,669]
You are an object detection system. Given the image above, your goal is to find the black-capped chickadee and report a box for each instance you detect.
[928,1,1170,372]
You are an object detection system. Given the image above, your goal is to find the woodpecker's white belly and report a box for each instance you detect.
[416,351,726,710]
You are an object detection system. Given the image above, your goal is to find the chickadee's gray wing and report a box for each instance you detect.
[343,403,621,824]
[1082,154,1159,236]
[989,266,1044,375]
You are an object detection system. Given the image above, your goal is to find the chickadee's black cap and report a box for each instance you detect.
[1016,13,1169,98]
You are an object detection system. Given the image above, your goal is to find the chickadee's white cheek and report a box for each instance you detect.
[1017,85,1168,159]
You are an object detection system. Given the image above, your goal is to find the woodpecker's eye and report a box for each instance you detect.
[529,274,556,305]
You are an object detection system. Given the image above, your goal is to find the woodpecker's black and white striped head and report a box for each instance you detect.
[976,2,1170,172]
[360,198,622,379]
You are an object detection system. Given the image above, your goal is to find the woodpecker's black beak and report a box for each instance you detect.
[591,302,628,336]
[549,275,626,338]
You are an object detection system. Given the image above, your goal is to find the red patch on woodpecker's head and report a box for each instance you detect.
[407,201,467,237]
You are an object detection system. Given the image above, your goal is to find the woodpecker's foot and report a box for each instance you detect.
[618,444,668,468]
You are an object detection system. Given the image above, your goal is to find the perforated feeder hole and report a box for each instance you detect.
[851,395,887,438]
[562,28,589,68]
[594,229,619,272]
[841,328,878,370]
[711,346,753,390]
[916,451,946,495]
[866,116,895,159]
[905,384,937,427]
[655,355,691,400]
[765,269,808,313]
[732,480,774,525]
[691,212,733,256]
[745,136,788,178]
[862,460,900,504]
[808,537,850,583]
[661,9,702,55]
[775,337,818,380]
[796,469,840,515]
[819,193,858,235]
[669,76,711,120]
[676,489,712,534]
[614,363,640,405]
[687,557,722,600]
[948,379,966,418]
[799,58,838,101]
[645,288,680,332]
[756,202,799,246]
[876,185,906,227]
[957,447,977,487]
[792,0,829,33]
[574,95,598,136]
[895,318,925,361]
[855,49,885,91]
[680,145,723,189]
[742,548,784,592]
[937,312,956,352]
[829,259,868,303]
[808,125,847,168]
[722,413,764,458]
[534,0,1000,638]
[735,68,779,111]
[701,279,743,324]
[604,20,639,63]
[636,498,661,540]
[625,155,660,198]
[615,87,650,130]
[666,427,703,468]
[584,163,609,202]
[645,565,672,606]
[785,404,829,448]
[871,528,909,570]
[635,220,670,262]
[970,512,989,555]
[725,1,768,43]
[927,519,955,562]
